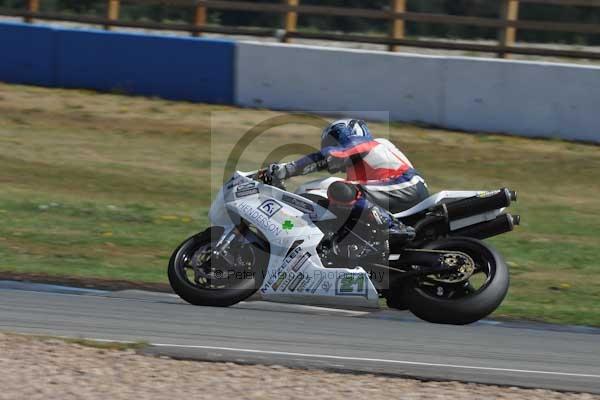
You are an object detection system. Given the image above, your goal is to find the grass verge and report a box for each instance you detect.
[4,332,147,351]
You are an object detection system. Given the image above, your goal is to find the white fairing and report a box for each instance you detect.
[209,172,506,309]
[210,172,379,308]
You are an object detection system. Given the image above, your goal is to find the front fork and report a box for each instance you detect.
[213,221,269,261]
[214,226,238,254]
[195,224,253,283]
[212,223,251,267]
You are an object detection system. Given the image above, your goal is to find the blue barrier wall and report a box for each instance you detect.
[0,22,235,104]
[0,23,57,87]
[55,29,234,103]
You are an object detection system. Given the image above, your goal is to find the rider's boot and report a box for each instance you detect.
[367,203,416,247]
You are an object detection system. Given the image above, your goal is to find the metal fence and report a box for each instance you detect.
[2,0,600,60]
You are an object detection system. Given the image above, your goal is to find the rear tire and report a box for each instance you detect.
[405,237,509,325]
[168,227,269,307]
[383,280,410,311]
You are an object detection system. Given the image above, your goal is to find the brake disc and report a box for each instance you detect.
[191,248,213,284]
[433,252,476,284]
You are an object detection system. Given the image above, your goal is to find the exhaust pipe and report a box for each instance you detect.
[445,188,515,221]
[451,213,520,240]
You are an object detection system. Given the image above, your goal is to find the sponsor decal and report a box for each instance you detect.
[281,194,317,218]
[335,273,368,297]
[265,271,279,289]
[304,277,318,293]
[477,190,500,199]
[287,273,304,292]
[225,176,244,190]
[285,241,303,258]
[284,245,302,262]
[296,276,313,292]
[264,245,304,290]
[236,188,259,198]
[282,220,295,231]
[271,272,286,291]
[280,246,302,274]
[310,276,326,294]
[258,199,282,218]
[279,272,296,292]
[239,202,282,236]
[236,183,259,198]
[291,252,311,272]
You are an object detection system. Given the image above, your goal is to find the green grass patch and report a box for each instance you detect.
[63,338,148,351]
[6,332,147,351]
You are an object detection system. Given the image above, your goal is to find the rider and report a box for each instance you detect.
[268,119,429,241]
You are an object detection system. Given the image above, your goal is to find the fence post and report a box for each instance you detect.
[105,0,120,30]
[193,2,207,37]
[389,0,406,52]
[24,0,39,23]
[283,0,299,43]
[498,0,520,58]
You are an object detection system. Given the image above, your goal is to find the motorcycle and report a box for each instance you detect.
[168,169,520,325]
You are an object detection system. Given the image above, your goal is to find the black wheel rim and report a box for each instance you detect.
[175,238,258,291]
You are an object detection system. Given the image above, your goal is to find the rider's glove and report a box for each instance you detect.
[326,155,346,174]
[269,163,294,180]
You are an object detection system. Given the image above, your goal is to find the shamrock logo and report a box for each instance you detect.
[282,220,294,231]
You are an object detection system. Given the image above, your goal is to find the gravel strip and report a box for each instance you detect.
[0,333,597,400]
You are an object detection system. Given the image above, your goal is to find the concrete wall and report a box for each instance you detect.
[236,42,445,126]
[0,22,235,104]
[236,42,600,142]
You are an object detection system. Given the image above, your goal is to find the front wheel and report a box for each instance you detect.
[405,237,509,325]
[168,227,269,307]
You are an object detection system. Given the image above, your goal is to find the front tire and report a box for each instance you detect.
[405,237,509,325]
[168,227,269,307]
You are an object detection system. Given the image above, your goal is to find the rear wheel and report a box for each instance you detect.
[405,237,509,325]
[168,227,269,307]
[383,279,410,311]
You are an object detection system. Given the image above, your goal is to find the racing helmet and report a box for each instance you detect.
[321,119,372,149]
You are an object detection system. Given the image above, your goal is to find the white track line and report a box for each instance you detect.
[237,302,370,316]
[144,342,600,379]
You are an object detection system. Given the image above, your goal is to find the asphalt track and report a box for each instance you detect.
[0,281,599,394]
